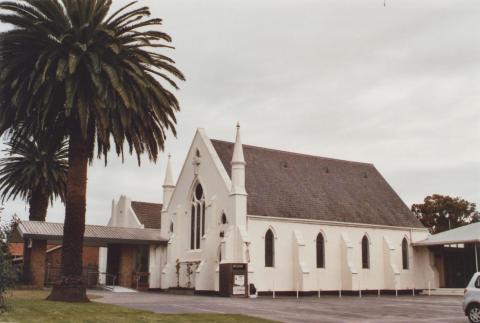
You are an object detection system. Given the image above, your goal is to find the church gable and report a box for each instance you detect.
[211,139,423,228]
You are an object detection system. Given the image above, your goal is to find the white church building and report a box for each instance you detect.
[99,125,438,295]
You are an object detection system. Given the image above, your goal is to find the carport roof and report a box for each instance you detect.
[413,222,480,246]
[12,221,168,246]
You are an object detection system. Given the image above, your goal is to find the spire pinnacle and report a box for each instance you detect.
[163,154,175,187]
[232,123,245,165]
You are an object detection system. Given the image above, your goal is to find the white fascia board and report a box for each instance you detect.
[196,128,232,189]
[247,214,429,232]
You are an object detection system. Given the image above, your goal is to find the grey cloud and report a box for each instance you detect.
[0,0,478,224]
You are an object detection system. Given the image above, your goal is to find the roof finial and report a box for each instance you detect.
[230,123,247,196]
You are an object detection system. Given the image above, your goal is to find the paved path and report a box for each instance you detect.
[91,290,466,323]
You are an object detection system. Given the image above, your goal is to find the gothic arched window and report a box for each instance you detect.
[265,229,275,267]
[316,233,325,268]
[402,238,409,270]
[190,182,205,250]
[362,235,370,269]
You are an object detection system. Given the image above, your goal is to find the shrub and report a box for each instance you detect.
[0,213,19,310]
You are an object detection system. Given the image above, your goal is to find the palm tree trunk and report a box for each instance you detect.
[47,124,89,302]
[28,187,49,221]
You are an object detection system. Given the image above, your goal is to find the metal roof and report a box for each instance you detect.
[413,222,480,246]
[14,221,168,246]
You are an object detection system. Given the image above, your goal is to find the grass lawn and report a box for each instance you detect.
[0,290,275,323]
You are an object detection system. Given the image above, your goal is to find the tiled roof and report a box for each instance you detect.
[13,221,167,245]
[211,139,423,228]
[131,201,162,229]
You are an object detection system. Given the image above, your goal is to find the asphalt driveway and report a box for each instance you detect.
[91,290,466,323]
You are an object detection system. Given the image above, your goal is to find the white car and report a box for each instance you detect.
[464,272,480,323]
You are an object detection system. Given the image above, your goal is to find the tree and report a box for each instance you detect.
[411,194,480,234]
[0,0,184,302]
[0,136,68,221]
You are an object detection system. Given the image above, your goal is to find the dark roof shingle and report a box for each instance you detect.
[211,139,423,228]
[131,201,162,229]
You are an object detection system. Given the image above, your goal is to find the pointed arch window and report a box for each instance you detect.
[190,182,205,250]
[361,235,370,269]
[316,233,325,268]
[402,238,409,270]
[265,229,275,267]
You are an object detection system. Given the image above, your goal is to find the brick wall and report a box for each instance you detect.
[23,240,47,287]
[118,245,135,288]
[82,246,99,267]
[46,245,99,268]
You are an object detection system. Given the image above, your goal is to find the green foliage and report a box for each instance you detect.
[0,136,68,204]
[0,0,185,164]
[412,194,480,234]
[0,212,20,309]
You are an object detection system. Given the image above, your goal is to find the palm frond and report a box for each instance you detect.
[0,0,184,165]
[0,135,68,204]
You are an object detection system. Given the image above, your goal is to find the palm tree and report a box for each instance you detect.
[0,0,184,302]
[0,136,68,221]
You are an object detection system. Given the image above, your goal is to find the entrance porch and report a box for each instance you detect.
[414,222,480,288]
[12,221,168,289]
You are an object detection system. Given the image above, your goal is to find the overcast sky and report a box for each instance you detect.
[1,0,479,225]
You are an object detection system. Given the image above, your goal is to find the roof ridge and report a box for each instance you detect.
[131,200,163,206]
[210,139,374,166]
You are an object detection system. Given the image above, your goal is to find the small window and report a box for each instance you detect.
[221,212,227,224]
[195,184,203,200]
[265,229,274,267]
[475,276,480,289]
[170,221,174,233]
[402,238,409,270]
[316,233,325,268]
[362,235,370,269]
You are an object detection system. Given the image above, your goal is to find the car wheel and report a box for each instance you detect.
[469,304,480,323]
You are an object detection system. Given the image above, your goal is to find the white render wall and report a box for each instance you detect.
[160,129,234,291]
[157,128,440,293]
[246,216,439,292]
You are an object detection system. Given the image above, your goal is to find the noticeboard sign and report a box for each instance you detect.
[219,263,248,297]
[233,274,245,295]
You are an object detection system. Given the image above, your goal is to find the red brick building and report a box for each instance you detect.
[9,242,99,287]
[11,221,166,288]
